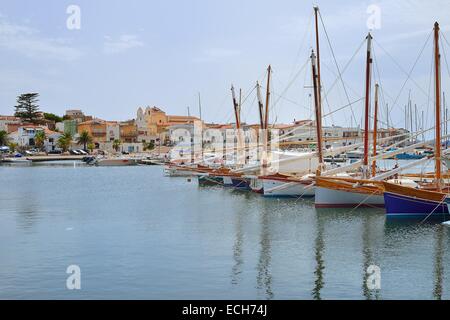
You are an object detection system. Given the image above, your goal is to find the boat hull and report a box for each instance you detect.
[231,177,251,190]
[197,175,223,186]
[315,186,384,208]
[262,179,315,197]
[384,192,449,217]
[97,159,137,166]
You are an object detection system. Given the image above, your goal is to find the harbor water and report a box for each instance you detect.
[0,163,449,299]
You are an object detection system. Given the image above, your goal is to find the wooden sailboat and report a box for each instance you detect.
[259,6,324,197]
[314,33,385,208]
[383,22,449,217]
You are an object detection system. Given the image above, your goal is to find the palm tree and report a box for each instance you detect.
[34,130,46,151]
[76,130,92,151]
[113,139,121,152]
[57,132,72,152]
[0,130,9,146]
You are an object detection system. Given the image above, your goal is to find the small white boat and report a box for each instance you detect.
[1,157,32,165]
[260,174,315,197]
[164,165,198,177]
[314,185,384,208]
[96,158,138,166]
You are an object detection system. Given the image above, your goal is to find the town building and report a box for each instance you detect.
[0,116,22,133]
[8,125,61,152]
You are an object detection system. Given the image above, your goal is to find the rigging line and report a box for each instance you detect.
[373,31,433,113]
[318,10,358,127]
[426,36,434,140]
[321,97,365,119]
[271,58,310,109]
[440,33,450,80]
[320,59,363,100]
[224,69,267,124]
[269,91,311,111]
[322,38,366,100]
[372,46,390,129]
[287,11,314,81]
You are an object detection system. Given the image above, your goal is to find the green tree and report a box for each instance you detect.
[113,139,121,152]
[7,142,18,152]
[43,113,63,123]
[14,93,41,124]
[87,142,95,153]
[57,132,73,152]
[35,130,46,151]
[0,130,9,146]
[143,141,155,151]
[76,130,93,151]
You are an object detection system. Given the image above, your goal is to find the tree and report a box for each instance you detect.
[113,139,121,152]
[7,142,18,152]
[76,130,93,151]
[34,130,46,151]
[0,130,9,146]
[43,113,63,123]
[143,141,155,151]
[57,132,73,152]
[14,93,41,124]
[87,142,95,153]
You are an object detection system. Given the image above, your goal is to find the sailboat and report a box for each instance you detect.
[314,32,386,208]
[383,22,450,218]
[258,6,324,197]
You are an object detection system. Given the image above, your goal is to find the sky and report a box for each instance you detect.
[1,0,450,132]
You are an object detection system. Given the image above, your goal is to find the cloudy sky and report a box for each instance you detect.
[0,0,450,131]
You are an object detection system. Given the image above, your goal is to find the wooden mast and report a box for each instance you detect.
[256,81,265,129]
[262,66,272,172]
[313,6,322,115]
[231,85,240,130]
[264,65,272,131]
[434,22,442,191]
[311,50,324,169]
[313,6,324,174]
[231,85,243,166]
[363,33,373,177]
[372,83,379,177]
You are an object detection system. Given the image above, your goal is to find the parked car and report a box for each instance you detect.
[76,149,88,155]
[48,150,62,154]
[70,150,81,155]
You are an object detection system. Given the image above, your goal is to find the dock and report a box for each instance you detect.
[25,155,86,162]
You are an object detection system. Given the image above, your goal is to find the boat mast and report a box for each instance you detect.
[264,65,272,131]
[231,85,241,130]
[256,81,265,129]
[363,33,373,177]
[314,6,322,114]
[313,6,324,174]
[434,22,442,191]
[261,66,271,172]
[372,83,379,177]
[231,85,244,166]
[311,50,324,170]
[198,92,202,120]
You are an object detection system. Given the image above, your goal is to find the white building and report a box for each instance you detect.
[8,125,62,152]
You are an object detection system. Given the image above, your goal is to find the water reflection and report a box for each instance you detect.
[256,202,273,299]
[312,213,325,300]
[362,213,382,300]
[231,205,244,286]
[433,225,446,300]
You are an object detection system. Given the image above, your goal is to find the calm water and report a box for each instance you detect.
[0,163,449,300]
